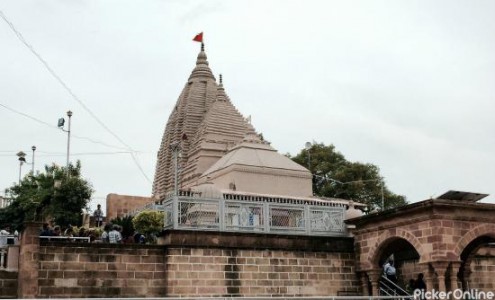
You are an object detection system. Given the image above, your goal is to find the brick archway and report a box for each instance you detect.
[349,199,495,293]
[366,228,425,268]
[454,223,495,259]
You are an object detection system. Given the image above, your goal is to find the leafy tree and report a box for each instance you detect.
[292,142,407,210]
[132,210,164,243]
[0,161,93,231]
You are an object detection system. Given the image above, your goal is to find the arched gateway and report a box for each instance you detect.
[347,192,495,296]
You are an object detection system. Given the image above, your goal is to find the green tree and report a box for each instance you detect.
[132,210,164,243]
[0,161,93,230]
[292,142,407,210]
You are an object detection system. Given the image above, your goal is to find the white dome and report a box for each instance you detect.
[190,182,223,199]
[345,201,364,220]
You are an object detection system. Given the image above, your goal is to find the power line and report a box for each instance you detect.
[0,102,129,151]
[0,102,56,129]
[0,151,150,157]
[0,10,152,184]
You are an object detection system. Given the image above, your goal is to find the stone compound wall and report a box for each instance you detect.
[167,248,358,296]
[17,228,360,298]
[38,243,167,298]
[469,247,495,291]
[400,260,423,286]
[0,270,17,298]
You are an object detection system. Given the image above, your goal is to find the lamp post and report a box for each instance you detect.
[304,142,312,170]
[170,142,181,196]
[31,145,36,173]
[66,110,72,170]
[58,110,72,172]
[16,151,26,184]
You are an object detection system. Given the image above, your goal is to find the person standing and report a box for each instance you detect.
[414,273,427,299]
[383,259,397,283]
[93,204,104,228]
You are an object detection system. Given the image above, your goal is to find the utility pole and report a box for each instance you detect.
[381,180,385,210]
[170,142,181,196]
[31,145,36,173]
[305,142,312,170]
[16,151,26,184]
[66,110,72,171]
[58,110,73,174]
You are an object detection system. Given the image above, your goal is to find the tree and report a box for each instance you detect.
[0,161,93,231]
[132,210,164,243]
[292,142,407,210]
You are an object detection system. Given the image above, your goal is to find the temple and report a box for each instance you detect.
[2,43,494,299]
[152,44,314,200]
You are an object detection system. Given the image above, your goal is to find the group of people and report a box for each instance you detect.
[37,218,146,244]
[39,222,98,242]
[0,225,17,248]
[100,223,145,244]
[383,259,427,296]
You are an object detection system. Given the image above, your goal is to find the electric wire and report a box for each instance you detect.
[0,10,152,184]
[0,102,130,151]
[0,151,149,157]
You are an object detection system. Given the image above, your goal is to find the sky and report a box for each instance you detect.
[1,0,494,213]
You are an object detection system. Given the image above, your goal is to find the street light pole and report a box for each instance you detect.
[304,142,312,170]
[170,142,181,196]
[381,181,384,210]
[31,145,36,173]
[16,151,26,184]
[18,160,23,184]
[66,110,72,171]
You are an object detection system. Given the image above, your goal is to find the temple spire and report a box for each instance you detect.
[216,74,229,102]
[189,41,215,80]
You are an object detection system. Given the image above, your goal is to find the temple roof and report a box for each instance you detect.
[202,136,309,178]
[152,46,259,197]
[187,82,257,154]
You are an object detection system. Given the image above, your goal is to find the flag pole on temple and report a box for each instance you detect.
[193,32,204,50]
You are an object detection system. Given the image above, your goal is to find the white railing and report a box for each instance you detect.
[161,193,348,237]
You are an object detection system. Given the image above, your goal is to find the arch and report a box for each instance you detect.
[365,228,425,268]
[454,224,495,290]
[454,223,495,259]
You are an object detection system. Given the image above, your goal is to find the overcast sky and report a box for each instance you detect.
[1,0,494,212]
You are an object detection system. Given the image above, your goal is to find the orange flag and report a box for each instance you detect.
[193,32,203,43]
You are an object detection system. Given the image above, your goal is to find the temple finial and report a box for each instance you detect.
[201,43,204,52]
[219,74,223,85]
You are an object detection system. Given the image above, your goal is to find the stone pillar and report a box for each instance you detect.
[6,245,20,271]
[449,262,461,291]
[432,262,449,292]
[360,272,370,296]
[462,266,472,291]
[18,222,41,298]
[419,262,434,290]
[367,269,382,296]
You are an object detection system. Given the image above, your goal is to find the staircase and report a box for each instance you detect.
[379,275,411,297]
